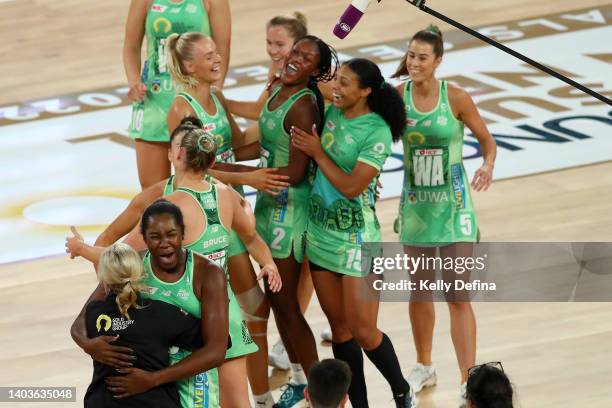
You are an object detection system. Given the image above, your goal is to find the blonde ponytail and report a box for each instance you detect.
[165,32,208,89]
[98,243,146,320]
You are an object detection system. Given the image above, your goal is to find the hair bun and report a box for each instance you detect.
[293,11,307,27]
[426,24,442,36]
[180,115,203,128]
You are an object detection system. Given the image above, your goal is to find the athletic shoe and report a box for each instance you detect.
[268,339,290,370]
[394,386,416,408]
[273,383,306,408]
[407,363,437,393]
[459,382,467,408]
[320,328,332,342]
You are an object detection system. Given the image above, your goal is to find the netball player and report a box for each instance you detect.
[164,32,287,405]
[391,25,497,406]
[208,35,339,408]
[291,58,414,408]
[124,0,230,189]
[68,125,282,407]
[73,212,230,407]
[226,12,330,367]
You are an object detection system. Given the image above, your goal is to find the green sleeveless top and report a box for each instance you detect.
[175,184,231,270]
[174,184,258,359]
[142,249,200,316]
[177,92,236,163]
[254,86,315,261]
[398,80,478,245]
[141,249,218,408]
[128,0,210,142]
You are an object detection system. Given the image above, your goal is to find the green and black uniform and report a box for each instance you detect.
[177,91,247,257]
[306,105,392,276]
[141,250,219,408]
[397,80,478,245]
[128,0,210,141]
[254,85,316,261]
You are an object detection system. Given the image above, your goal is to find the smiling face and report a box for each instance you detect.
[405,40,441,82]
[266,25,295,72]
[182,37,222,84]
[331,64,370,110]
[280,39,321,86]
[143,213,184,272]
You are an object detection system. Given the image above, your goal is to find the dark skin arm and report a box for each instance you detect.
[70,282,135,368]
[106,255,229,398]
[275,94,320,185]
[291,124,379,199]
[214,92,319,186]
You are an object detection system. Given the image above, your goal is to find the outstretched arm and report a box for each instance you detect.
[95,181,165,246]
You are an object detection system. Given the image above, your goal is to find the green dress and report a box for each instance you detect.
[254,86,316,262]
[141,249,219,408]
[398,80,479,245]
[162,177,258,359]
[128,0,210,142]
[177,91,247,257]
[306,105,391,276]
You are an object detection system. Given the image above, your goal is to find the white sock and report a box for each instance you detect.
[290,363,307,385]
[253,391,274,407]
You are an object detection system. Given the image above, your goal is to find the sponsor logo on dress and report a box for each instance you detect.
[451,164,466,209]
[422,120,432,127]
[162,290,172,297]
[96,314,112,332]
[177,288,189,299]
[185,3,197,13]
[345,134,354,144]
[267,119,275,129]
[203,123,216,132]
[170,7,181,14]
[151,4,167,12]
[326,120,335,130]
[437,115,448,126]
[406,118,417,127]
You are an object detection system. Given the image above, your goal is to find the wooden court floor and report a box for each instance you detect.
[2,0,612,406]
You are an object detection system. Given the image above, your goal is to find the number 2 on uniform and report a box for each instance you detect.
[460,214,472,235]
[271,227,286,250]
[346,248,361,271]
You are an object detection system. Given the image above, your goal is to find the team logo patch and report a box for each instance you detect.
[437,115,448,126]
[162,290,172,297]
[406,118,417,127]
[151,4,167,12]
[151,80,162,94]
[153,17,172,33]
[185,4,197,13]
[177,289,189,300]
[326,120,335,130]
[422,120,432,127]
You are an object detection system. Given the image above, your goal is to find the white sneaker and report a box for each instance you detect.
[320,328,332,342]
[459,382,467,408]
[407,363,437,393]
[268,339,290,370]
